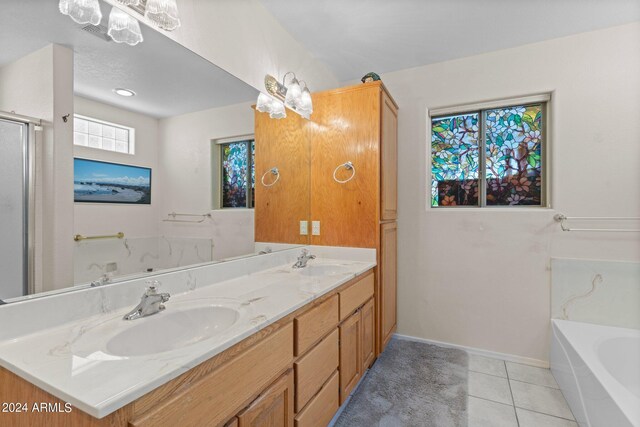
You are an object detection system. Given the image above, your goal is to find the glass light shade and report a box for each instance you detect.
[256,93,273,113]
[145,0,181,31]
[59,0,102,25]
[298,87,313,117]
[269,101,287,119]
[284,77,302,110]
[108,7,143,46]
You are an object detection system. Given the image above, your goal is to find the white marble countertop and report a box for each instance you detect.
[0,257,375,418]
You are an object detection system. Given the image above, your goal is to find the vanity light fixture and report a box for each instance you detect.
[258,73,313,120]
[59,0,102,26]
[114,88,136,97]
[145,0,181,31]
[108,6,144,46]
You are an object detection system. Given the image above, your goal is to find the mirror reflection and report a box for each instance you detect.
[0,0,308,302]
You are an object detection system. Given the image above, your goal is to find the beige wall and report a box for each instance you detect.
[381,23,640,363]
[104,0,339,93]
[158,101,256,260]
[0,44,75,293]
[73,96,160,239]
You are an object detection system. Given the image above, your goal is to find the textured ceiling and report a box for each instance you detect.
[261,0,640,82]
[0,0,258,118]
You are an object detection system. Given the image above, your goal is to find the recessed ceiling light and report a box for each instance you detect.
[114,88,136,97]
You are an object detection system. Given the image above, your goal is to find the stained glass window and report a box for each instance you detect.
[485,105,542,205]
[431,113,480,206]
[221,139,255,208]
[431,102,545,207]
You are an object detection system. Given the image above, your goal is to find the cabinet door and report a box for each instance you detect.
[361,298,375,372]
[339,310,361,403]
[380,222,397,351]
[380,90,398,221]
[238,369,294,427]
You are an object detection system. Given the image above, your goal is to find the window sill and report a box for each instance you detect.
[426,206,554,213]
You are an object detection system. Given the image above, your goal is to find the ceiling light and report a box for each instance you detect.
[145,0,181,31]
[284,74,302,110]
[114,88,136,97]
[256,93,273,113]
[59,0,102,26]
[298,83,313,119]
[261,73,313,120]
[114,0,140,5]
[108,6,143,46]
[269,100,287,119]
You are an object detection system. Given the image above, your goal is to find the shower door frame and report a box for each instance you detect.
[0,111,39,298]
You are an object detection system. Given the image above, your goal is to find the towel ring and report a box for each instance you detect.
[333,161,356,184]
[261,167,280,187]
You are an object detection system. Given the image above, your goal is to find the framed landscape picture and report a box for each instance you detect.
[74,158,151,204]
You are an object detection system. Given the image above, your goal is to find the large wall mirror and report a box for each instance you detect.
[0,0,310,302]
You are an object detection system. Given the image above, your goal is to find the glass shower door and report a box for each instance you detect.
[0,118,29,300]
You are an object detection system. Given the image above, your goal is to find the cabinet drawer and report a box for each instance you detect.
[294,371,339,427]
[295,295,339,356]
[294,329,339,412]
[339,272,374,320]
[130,323,294,427]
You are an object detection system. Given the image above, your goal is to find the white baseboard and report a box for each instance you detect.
[393,333,549,369]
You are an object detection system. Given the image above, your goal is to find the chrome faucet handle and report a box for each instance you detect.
[144,280,161,294]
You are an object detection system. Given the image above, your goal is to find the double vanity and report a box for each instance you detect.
[0,246,379,426]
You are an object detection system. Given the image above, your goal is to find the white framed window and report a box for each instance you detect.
[429,94,550,208]
[73,115,135,154]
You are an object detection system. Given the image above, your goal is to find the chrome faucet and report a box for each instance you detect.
[90,274,111,287]
[292,249,316,269]
[123,280,170,321]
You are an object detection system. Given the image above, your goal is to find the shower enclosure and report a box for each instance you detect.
[0,112,36,301]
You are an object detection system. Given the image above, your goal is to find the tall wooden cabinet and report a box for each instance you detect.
[254,81,398,354]
[308,82,398,354]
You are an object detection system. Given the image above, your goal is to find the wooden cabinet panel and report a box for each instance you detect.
[254,109,310,244]
[361,298,375,372]
[309,84,380,248]
[338,272,374,320]
[339,311,361,404]
[294,329,339,412]
[380,91,398,221]
[238,370,294,427]
[295,295,339,356]
[380,223,397,351]
[225,418,239,427]
[294,371,339,427]
[130,323,294,427]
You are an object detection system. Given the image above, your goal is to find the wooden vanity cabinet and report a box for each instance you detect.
[339,309,362,403]
[361,298,375,373]
[0,275,377,427]
[237,370,294,427]
[380,222,397,349]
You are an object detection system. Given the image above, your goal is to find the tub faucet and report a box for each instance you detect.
[292,249,316,269]
[123,281,170,321]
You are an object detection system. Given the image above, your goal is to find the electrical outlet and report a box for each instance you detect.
[299,220,308,235]
[312,221,321,236]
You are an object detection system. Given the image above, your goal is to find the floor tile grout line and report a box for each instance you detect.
[509,377,561,390]
[513,405,577,423]
[469,368,559,389]
[504,360,520,427]
[467,394,516,408]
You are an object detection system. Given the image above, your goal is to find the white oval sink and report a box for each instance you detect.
[299,264,351,277]
[105,306,240,357]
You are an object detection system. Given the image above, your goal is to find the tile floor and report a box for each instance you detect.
[467,354,578,427]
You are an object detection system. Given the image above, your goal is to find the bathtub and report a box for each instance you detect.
[551,319,640,427]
